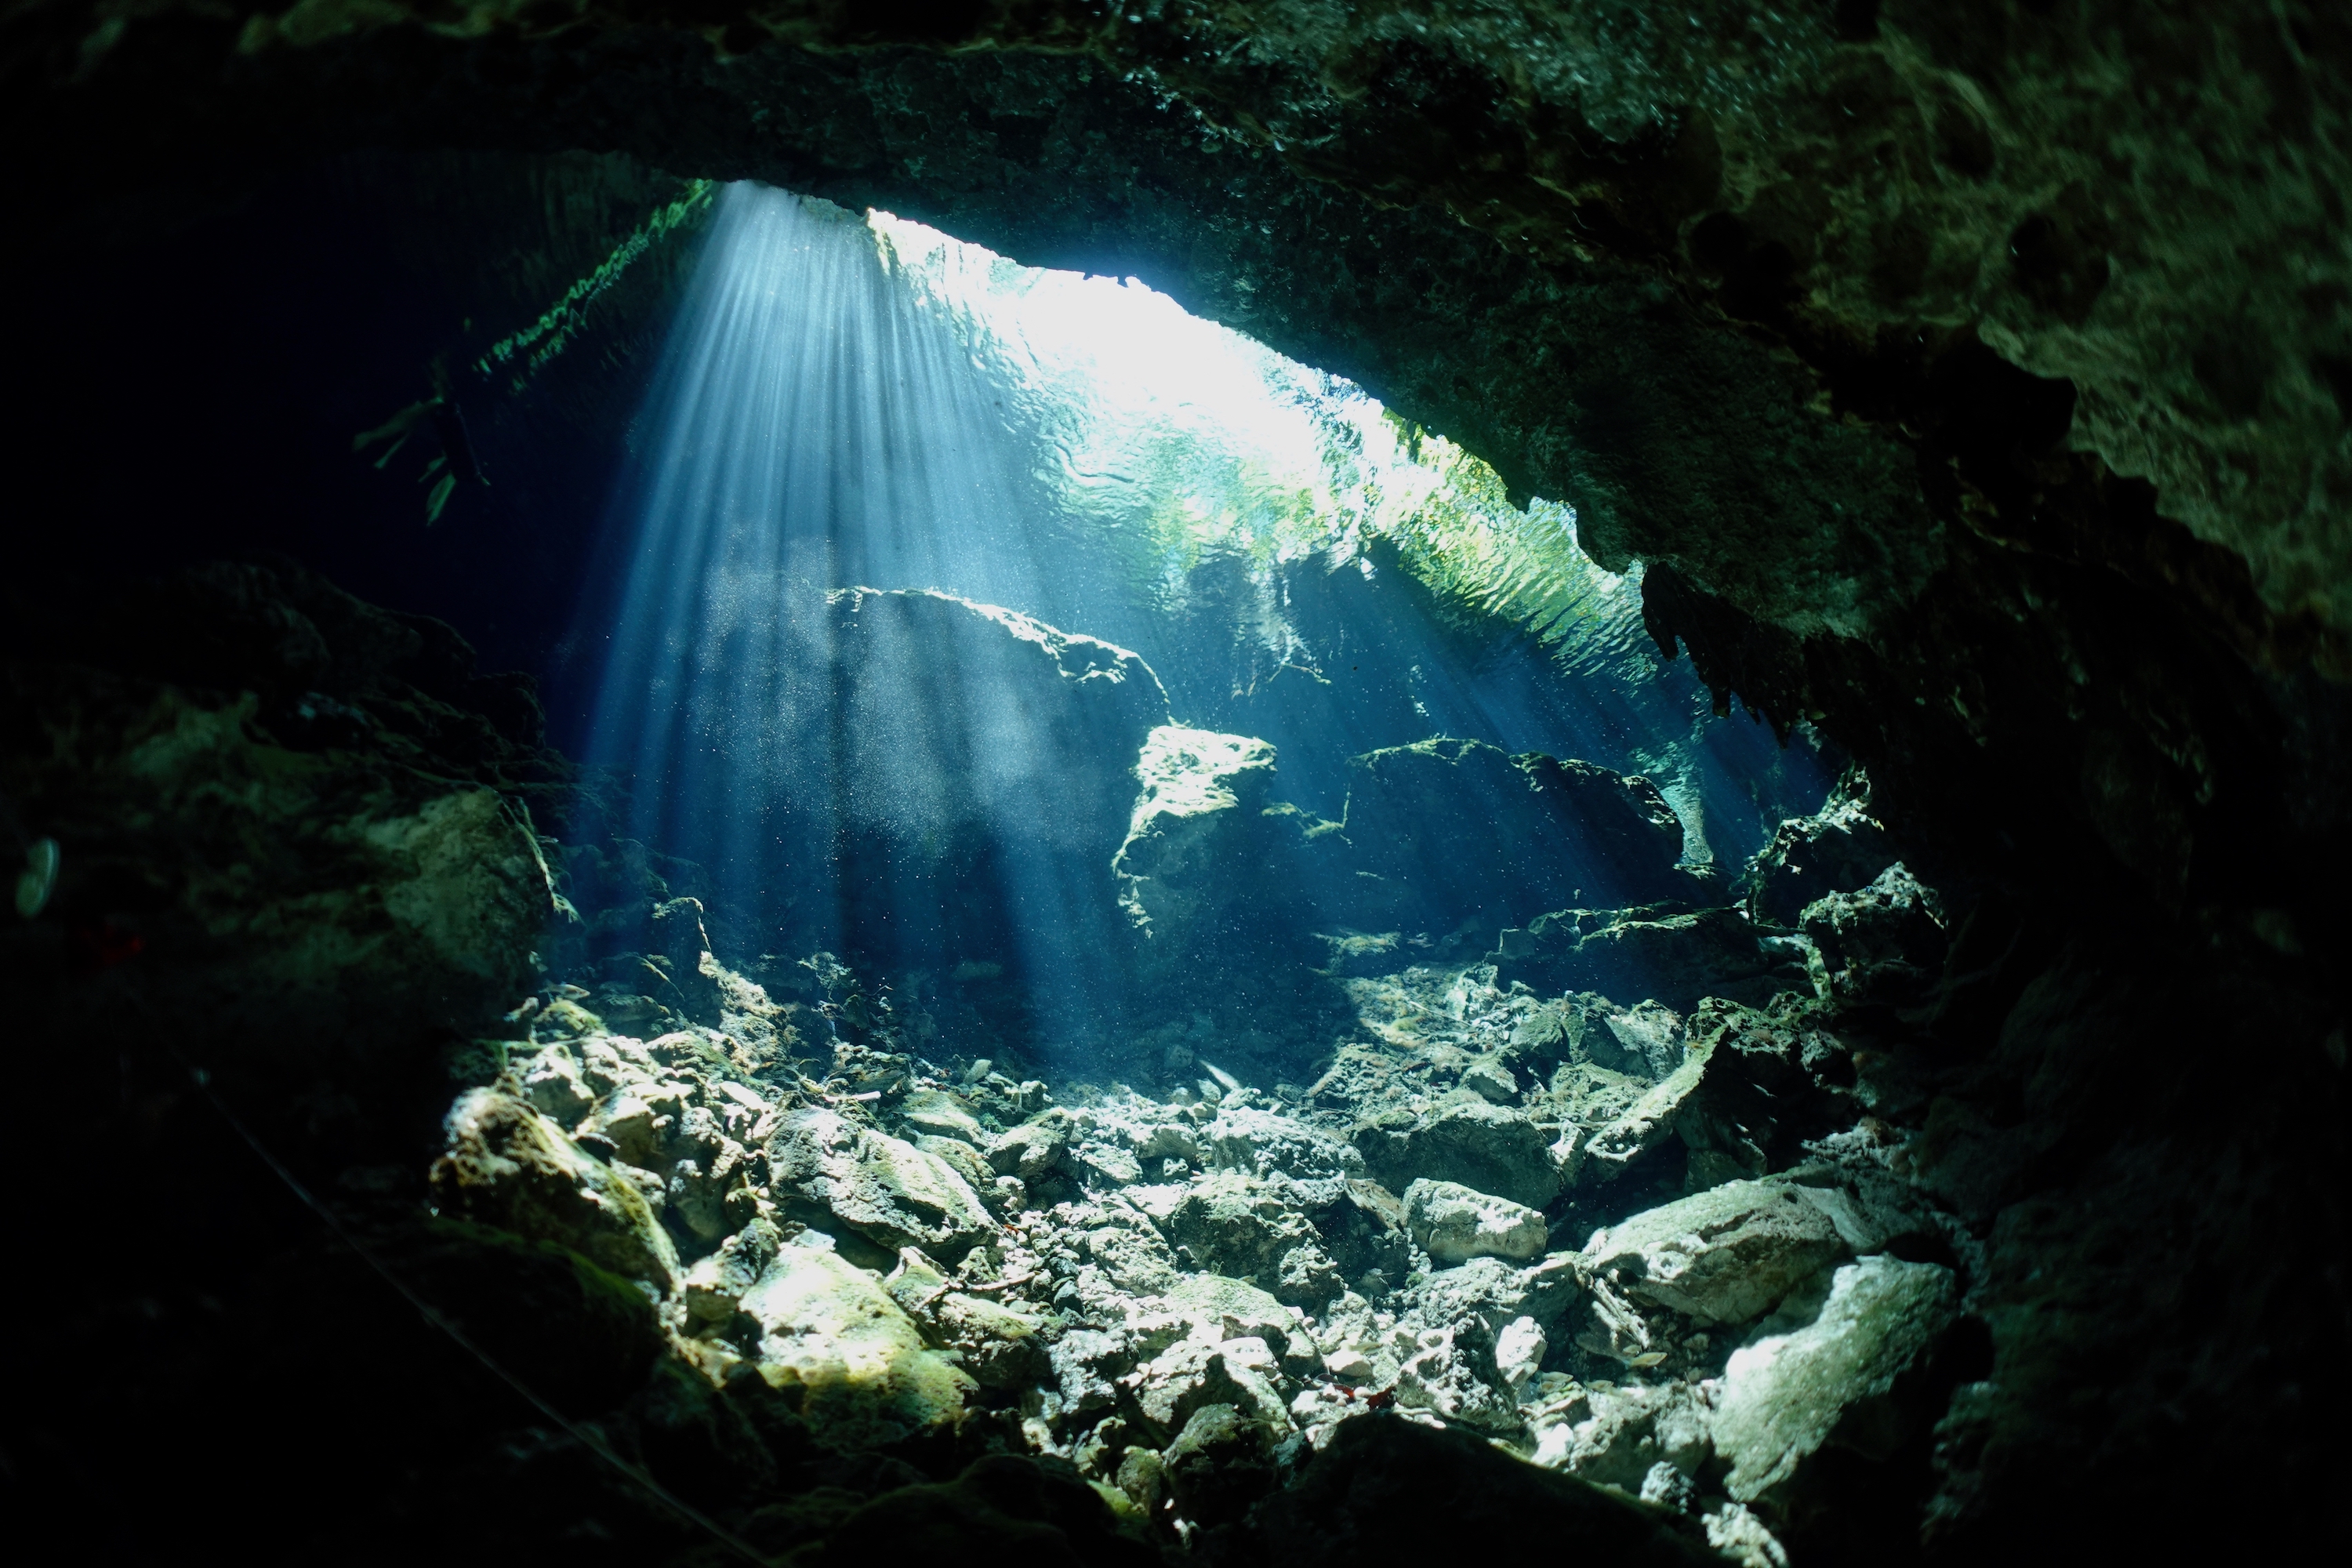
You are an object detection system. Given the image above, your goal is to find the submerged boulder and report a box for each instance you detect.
[1163,1171,1320,1281]
[1495,904,1809,1012]
[768,1106,997,1262]
[1709,1254,1958,1503]
[737,1240,976,1448]
[1112,725,1296,967]
[430,1087,681,1293]
[1802,863,1949,1006]
[1352,1098,1563,1209]
[1581,998,1855,1187]
[1404,1178,1549,1265]
[1747,790,1898,928]
[1581,1180,1849,1327]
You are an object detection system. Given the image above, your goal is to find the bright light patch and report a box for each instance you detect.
[868,211,1652,670]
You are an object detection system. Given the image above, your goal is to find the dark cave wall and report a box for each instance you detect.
[8,2,2348,935]
[1,7,2347,1559]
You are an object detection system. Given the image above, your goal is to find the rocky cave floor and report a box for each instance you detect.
[444,796,1969,1568]
[9,560,2340,1566]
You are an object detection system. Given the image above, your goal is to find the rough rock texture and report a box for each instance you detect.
[1497,904,1807,1011]
[1747,784,1900,928]
[767,1105,997,1263]
[1353,1099,1563,1210]
[1582,1180,1849,1327]
[1404,1178,1549,1266]
[430,1087,682,1291]
[737,1240,978,1448]
[1710,1254,1960,1504]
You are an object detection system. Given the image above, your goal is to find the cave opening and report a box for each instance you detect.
[5,11,2347,1568]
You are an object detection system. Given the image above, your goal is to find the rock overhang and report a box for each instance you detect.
[14,2,2347,934]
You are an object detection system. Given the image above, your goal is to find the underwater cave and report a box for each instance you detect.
[3,5,2347,1564]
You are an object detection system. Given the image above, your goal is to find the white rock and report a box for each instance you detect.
[1403,1178,1549,1265]
[1494,1314,1548,1398]
[1710,1254,1958,1501]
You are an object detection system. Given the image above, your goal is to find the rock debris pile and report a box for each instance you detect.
[448,774,1969,1563]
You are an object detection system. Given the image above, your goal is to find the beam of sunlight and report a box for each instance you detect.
[581,180,1831,1056]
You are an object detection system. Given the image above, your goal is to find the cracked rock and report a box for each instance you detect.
[1404,1178,1549,1266]
[1582,1180,1848,1327]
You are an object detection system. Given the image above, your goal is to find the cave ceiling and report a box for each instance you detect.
[9,0,2351,912]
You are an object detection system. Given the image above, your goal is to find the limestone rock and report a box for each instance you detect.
[1352,1099,1561,1209]
[1163,1272,1298,1354]
[515,1043,596,1123]
[988,1113,1073,1182]
[1203,1105,1363,1203]
[1162,1403,1278,1529]
[898,1088,985,1147]
[1458,1054,1519,1104]
[1495,904,1806,1012]
[1123,1337,1290,1440]
[1050,1329,1133,1422]
[1403,1178,1548,1266]
[429,1087,680,1292]
[1112,725,1284,963]
[1494,1314,1548,1399]
[1710,1255,1959,1502]
[767,1106,996,1261]
[682,1218,781,1328]
[1747,792,1896,928]
[1801,862,1949,1006]
[1590,1000,1686,1082]
[1163,1171,1319,1282]
[932,1292,1051,1391]
[1081,1210,1181,1295]
[1581,1181,1847,1327]
[1581,999,1849,1188]
[736,1242,975,1448]
[1532,1380,1713,1493]
[913,1132,993,1196]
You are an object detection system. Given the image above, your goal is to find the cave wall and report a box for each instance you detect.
[2,5,2348,1559]
[9,0,2348,929]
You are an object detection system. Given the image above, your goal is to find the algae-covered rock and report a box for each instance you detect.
[1581,1180,1847,1327]
[1403,1178,1549,1266]
[767,1105,996,1262]
[429,1087,681,1292]
[737,1241,975,1447]
[1352,1098,1562,1209]
[988,1112,1073,1183]
[1710,1255,1958,1503]
[1163,1403,1278,1530]
[898,1087,985,1147]
[1163,1171,1320,1282]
